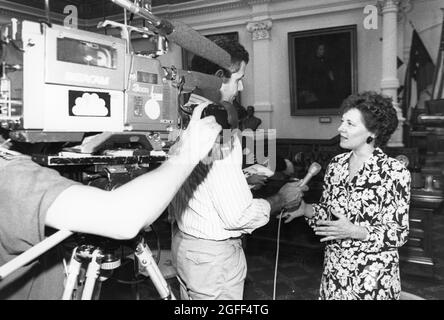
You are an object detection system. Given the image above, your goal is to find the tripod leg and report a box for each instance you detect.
[135,242,176,300]
[81,249,103,300]
[92,280,103,300]
[62,247,82,300]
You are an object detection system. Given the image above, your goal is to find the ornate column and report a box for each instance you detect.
[246,18,273,129]
[377,0,410,147]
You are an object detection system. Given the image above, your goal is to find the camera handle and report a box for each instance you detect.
[98,20,156,54]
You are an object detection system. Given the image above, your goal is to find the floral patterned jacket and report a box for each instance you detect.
[308,147,411,253]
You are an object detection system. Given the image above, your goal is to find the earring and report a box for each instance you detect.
[366,136,374,144]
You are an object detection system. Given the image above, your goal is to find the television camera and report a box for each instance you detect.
[0,0,230,179]
[0,19,222,138]
[0,0,230,299]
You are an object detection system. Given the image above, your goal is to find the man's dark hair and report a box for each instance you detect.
[341,91,398,147]
[190,38,249,78]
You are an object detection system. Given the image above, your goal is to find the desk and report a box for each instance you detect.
[400,187,444,277]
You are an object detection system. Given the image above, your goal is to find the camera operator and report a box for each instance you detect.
[169,38,308,300]
[0,103,221,300]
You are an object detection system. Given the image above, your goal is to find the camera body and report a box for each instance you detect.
[0,20,179,143]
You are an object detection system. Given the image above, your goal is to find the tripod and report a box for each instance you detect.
[62,236,176,300]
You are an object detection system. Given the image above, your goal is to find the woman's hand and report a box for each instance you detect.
[315,208,368,242]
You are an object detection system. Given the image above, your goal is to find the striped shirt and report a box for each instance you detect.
[169,135,271,240]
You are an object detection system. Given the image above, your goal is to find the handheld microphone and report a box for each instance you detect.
[299,162,322,187]
[280,162,321,213]
[274,162,321,297]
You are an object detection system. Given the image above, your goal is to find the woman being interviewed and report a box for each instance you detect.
[283,91,411,300]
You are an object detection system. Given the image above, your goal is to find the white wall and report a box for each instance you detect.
[157,0,382,139]
[158,0,441,139]
[266,6,383,139]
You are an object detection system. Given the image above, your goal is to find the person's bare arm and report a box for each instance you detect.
[45,103,221,240]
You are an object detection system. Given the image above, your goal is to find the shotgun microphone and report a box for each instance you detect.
[163,68,222,102]
[174,69,223,92]
[163,20,232,70]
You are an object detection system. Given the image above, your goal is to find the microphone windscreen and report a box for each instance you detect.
[298,162,322,187]
[166,21,232,70]
[193,88,222,104]
[177,69,223,91]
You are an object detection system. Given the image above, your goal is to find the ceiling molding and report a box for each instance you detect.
[153,0,246,19]
[0,1,65,24]
[80,0,371,32]
[0,0,406,32]
[152,0,369,23]
[154,0,368,30]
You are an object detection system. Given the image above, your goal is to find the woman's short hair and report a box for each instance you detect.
[341,91,398,147]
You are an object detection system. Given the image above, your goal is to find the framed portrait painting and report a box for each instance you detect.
[288,25,357,115]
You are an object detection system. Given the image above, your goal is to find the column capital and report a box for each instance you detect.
[246,19,272,41]
[376,0,413,20]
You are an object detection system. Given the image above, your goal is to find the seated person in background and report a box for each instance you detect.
[281,91,411,300]
[240,106,262,131]
[0,103,221,300]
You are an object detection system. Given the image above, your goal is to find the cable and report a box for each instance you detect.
[272,208,285,300]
